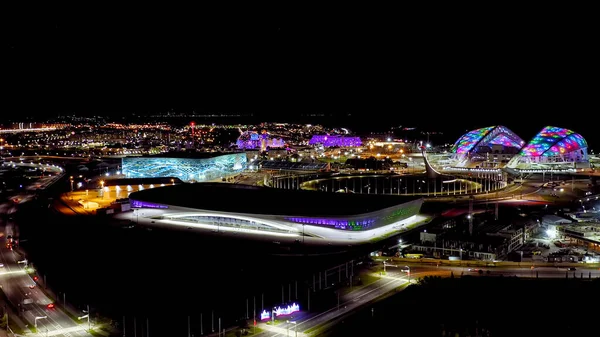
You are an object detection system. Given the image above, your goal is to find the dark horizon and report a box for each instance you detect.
[4,11,598,148]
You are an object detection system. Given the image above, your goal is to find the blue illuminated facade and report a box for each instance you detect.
[122,153,246,181]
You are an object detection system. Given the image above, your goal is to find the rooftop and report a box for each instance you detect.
[561,223,600,243]
[129,182,421,216]
[99,177,185,186]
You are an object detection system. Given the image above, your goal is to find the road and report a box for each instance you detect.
[0,211,91,337]
[254,263,600,337]
[257,269,418,337]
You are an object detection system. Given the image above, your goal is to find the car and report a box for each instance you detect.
[46,303,55,309]
[0,263,4,268]
[568,267,576,271]
[28,284,36,289]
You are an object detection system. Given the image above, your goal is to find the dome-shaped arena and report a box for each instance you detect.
[450,125,524,168]
[507,126,589,169]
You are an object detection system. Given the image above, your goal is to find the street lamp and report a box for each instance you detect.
[78,305,90,332]
[271,308,276,326]
[288,320,297,337]
[34,315,47,329]
[17,259,28,269]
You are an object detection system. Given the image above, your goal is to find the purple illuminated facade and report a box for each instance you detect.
[309,135,362,147]
[130,199,169,209]
[284,199,421,230]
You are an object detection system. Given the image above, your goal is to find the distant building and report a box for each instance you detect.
[410,215,540,261]
[237,130,285,150]
[309,135,362,147]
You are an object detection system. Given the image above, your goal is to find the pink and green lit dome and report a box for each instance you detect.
[518,126,587,157]
[451,125,524,154]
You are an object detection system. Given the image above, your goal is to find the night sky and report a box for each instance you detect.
[4,11,597,147]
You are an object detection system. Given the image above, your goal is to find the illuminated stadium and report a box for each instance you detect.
[126,183,425,244]
[236,130,285,151]
[121,153,246,182]
[507,126,589,170]
[449,125,524,168]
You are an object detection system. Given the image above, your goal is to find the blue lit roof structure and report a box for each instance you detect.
[122,153,246,181]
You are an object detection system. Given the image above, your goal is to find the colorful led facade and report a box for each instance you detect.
[518,126,587,157]
[451,126,523,154]
[308,135,362,147]
[507,126,589,169]
[122,153,246,181]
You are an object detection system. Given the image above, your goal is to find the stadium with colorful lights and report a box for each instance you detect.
[506,126,589,170]
[125,183,425,244]
[448,125,524,168]
[442,125,589,171]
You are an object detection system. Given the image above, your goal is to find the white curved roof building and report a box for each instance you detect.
[125,183,426,245]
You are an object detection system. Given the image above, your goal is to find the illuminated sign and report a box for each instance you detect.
[273,303,300,317]
[260,303,301,320]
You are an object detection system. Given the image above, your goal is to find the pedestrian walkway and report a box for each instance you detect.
[29,324,87,336]
[257,323,307,337]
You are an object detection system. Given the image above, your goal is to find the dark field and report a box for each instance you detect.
[323,275,600,337]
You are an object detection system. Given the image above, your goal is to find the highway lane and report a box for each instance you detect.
[429,178,593,205]
[438,265,600,279]
[0,217,91,337]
